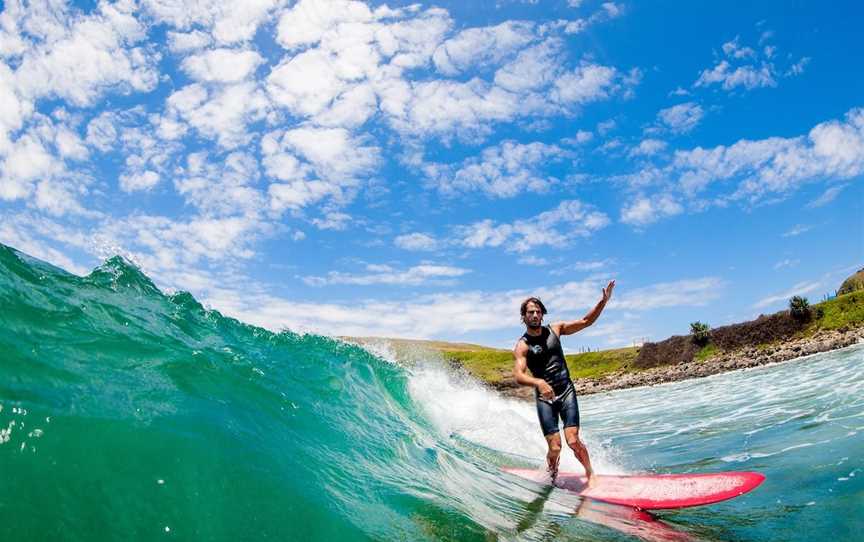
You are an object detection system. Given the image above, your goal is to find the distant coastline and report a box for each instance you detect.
[496,325,863,400]
[347,289,864,400]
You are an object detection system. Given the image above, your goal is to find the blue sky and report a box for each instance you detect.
[1,0,862,349]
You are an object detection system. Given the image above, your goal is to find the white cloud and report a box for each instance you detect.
[119,170,160,192]
[721,37,756,59]
[786,57,810,77]
[694,36,807,92]
[167,30,212,53]
[695,60,775,91]
[261,127,380,213]
[518,255,548,266]
[552,63,618,104]
[456,200,609,253]
[806,184,847,208]
[12,1,159,107]
[597,119,616,135]
[432,21,536,76]
[264,1,625,143]
[302,263,470,286]
[573,130,593,144]
[181,48,263,82]
[550,259,613,275]
[0,131,62,200]
[166,82,270,148]
[275,0,374,50]
[614,277,724,311]
[629,138,667,157]
[615,107,864,225]
[773,258,799,270]
[782,224,813,237]
[142,0,283,45]
[173,152,264,216]
[620,194,683,226]
[0,214,91,275]
[205,274,717,340]
[97,213,265,269]
[281,127,379,179]
[395,233,440,251]
[267,48,353,117]
[493,39,560,93]
[657,102,704,134]
[429,140,569,198]
[311,211,352,230]
[752,280,822,309]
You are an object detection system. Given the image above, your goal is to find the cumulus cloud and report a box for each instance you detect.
[142,0,283,45]
[119,170,160,192]
[615,107,864,225]
[264,0,629,145]
[656,102,704,134]
[394,233,440,251]
[433,20,537,75]
[262,126,380,213]
[455,200,610,253]
[173,152,264,216]
[629,138,668,157]
[428,140,569,198]
[694,35,808,92]
[620,194,683,226]
[181,48,264,82]
[11,1,159,107]
[165,82,270,148]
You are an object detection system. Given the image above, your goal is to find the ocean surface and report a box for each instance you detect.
[1,243,862,541]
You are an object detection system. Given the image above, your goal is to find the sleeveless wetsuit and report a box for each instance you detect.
[520,326,580,436]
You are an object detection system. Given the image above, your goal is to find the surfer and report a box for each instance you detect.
[512,280,615,486]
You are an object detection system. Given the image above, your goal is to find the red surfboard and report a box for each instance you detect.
[503,467,765,510]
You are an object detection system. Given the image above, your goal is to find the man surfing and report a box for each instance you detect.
[512,280,615,486]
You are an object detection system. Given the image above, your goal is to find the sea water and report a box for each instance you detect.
[1,243,862,541]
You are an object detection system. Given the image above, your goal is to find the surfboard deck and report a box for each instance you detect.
[503,467,765,510]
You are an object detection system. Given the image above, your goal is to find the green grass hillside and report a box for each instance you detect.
[441,291,864,385]
[810,290,864,331]
[345,290,864,388]
[442,346,640,385]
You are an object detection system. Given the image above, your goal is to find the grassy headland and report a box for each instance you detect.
[352,290,864,398]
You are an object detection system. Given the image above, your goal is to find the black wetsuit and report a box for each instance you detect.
[521,325,580,436]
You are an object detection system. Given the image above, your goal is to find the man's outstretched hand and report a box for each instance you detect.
[602,280,616,302]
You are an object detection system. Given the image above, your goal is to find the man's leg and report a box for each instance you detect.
[544,432,562,476]
[563,426,594,484]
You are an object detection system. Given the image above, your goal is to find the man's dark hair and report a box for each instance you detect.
[520,297,547,316]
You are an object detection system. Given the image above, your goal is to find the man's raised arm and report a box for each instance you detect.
[552,280,616,337]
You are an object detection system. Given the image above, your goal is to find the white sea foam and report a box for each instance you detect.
[406,362,627,475]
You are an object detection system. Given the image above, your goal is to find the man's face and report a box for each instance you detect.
[524,302,543,328]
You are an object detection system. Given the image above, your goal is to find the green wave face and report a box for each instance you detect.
[0,244,493,542]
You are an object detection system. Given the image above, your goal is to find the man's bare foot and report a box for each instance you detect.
[585,473,598,489]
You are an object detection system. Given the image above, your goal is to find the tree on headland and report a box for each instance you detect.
[690,321,711,346]
[789,296,812,321]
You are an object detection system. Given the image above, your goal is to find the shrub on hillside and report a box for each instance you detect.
[789,296,812,321]
[690,321,711,346]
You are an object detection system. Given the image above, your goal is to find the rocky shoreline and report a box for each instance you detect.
[495,326,864,401]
